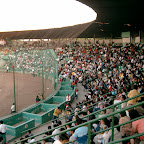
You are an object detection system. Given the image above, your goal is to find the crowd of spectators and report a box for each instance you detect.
[51,41,144,144]
[1,41,144,144]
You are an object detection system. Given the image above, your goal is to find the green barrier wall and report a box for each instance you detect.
[60,86,73,90]
[22,103,57,124]
[7,119,35,137]
[55,90,74,97]
[61,81,72,86]
[44,97,66,104]
[0,79,75,142]
[4,113,35,137]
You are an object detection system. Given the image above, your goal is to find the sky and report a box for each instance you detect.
[0,0,97,32]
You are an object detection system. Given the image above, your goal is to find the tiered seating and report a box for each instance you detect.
[1,42,144,144]
[14,91,144,144]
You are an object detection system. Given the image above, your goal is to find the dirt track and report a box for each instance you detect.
[0,71,54,117]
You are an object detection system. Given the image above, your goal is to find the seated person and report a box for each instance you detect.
[43,126,54,144]
[124,112,144,144]
[53,133,69,144]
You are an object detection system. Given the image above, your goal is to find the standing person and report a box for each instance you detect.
[75,89,78,99]
[52,107,61,124]
[40,93,44,101]
[11,103,16,114]
[66,94,71,103]
[6,65,9,73]
[0,121,6,135]
[71,81,75,90]
[0,121,6,144]
[32,67,35,77]
[36,95,40,103]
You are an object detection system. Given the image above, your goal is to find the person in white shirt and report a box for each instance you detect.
[11,103,16,113]
[66,94,71,103]
[6,65,9,73]
[0,121,6,143]
[28,136,36,143]
[52,123,61,141]
[53,133,69,144]
[52,129,60,141]
[0,121,6,134]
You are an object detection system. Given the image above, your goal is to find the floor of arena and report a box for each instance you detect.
[0,71,54,117]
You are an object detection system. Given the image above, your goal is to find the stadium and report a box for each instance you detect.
[0,0,144,144]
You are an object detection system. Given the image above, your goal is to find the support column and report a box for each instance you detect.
[13,66,16,112]
[94,34,95,44]
[139,30,141,43]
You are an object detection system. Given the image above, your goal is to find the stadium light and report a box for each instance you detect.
[0,0,97,32]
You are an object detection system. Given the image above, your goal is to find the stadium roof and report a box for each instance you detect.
[78,0,143,38]
[0,0,143,39]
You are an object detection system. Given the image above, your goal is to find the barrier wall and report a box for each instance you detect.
[0,79,75,142]
[4,113,35,137]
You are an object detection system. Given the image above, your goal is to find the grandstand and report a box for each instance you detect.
[0,0,144,144]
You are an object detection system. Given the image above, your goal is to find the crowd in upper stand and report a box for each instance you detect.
[0,41,144,144]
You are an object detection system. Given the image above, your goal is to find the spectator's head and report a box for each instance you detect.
[0,121,3,124]
[27,130,32,135]
[57,120,62,126]
[76,118,83,125]
[48,126,51,130]
[59,133,69,144]
[133,85,138,90]
[53,124,58,128]
[70,128,75,135]
[121,95,126,101]
[100,118,110,127]
[129,109,140,120]
[120,111,127,117]
[87,109,93,115]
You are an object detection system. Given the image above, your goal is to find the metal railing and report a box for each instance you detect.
[14,92,144,143]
